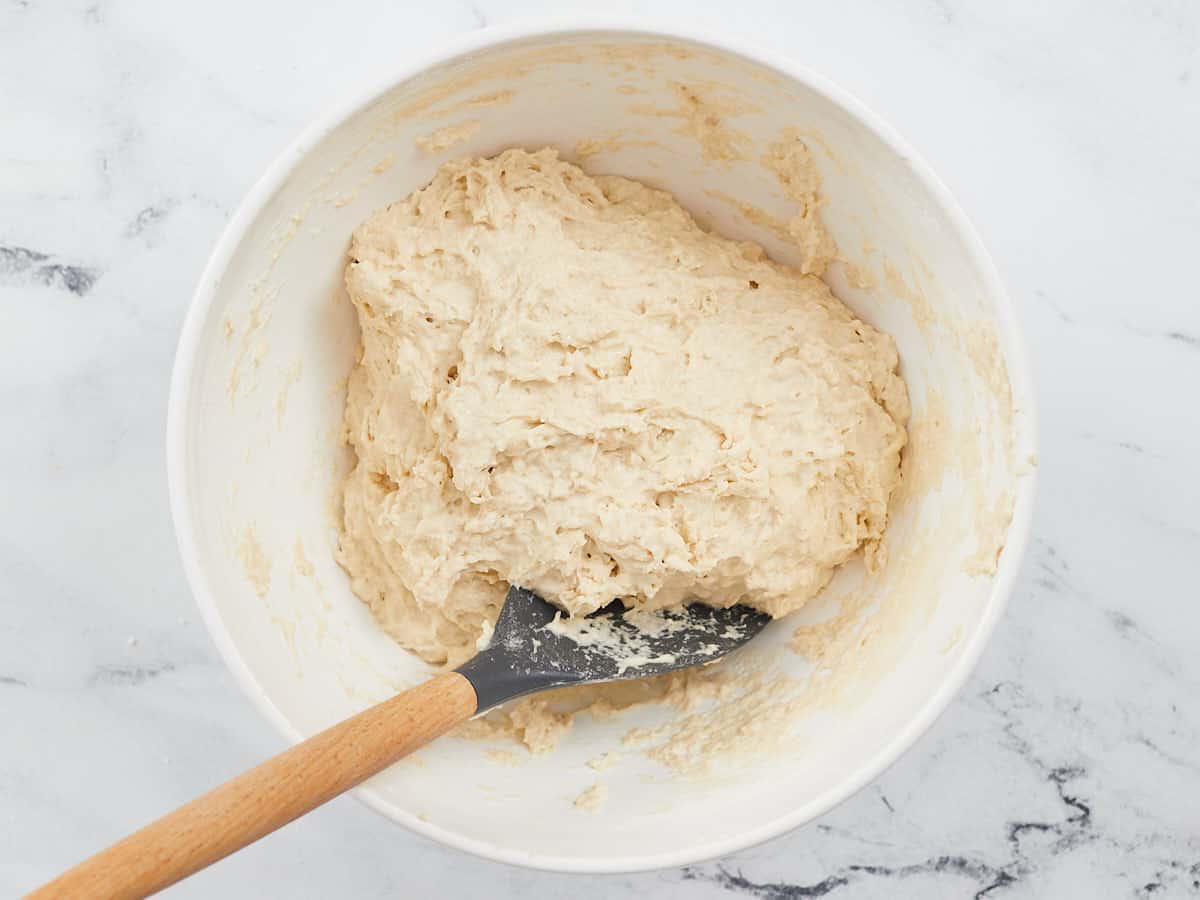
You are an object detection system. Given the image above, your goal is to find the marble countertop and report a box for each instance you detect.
[3,1,1198,897]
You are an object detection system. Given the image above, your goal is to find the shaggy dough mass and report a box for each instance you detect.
[338,148,908,668]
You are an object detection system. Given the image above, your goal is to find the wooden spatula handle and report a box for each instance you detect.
[27,671,478,900]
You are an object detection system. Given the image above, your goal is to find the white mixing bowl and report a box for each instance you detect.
[168,20,1036,873]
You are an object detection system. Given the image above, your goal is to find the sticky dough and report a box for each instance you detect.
[338,148,909,668]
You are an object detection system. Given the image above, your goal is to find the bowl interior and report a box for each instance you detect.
[173,28,1035,870]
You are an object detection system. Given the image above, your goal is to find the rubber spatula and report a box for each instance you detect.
[29,587,769,899]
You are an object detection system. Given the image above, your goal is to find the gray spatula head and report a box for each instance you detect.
[456,586,771,713]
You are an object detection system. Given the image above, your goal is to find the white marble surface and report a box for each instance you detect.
[3,0,1199,896]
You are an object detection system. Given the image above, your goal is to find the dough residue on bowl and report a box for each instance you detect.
[573,782,608,813]
[336,148,909,677]
[238,525,271,599]
[415,120,481,154]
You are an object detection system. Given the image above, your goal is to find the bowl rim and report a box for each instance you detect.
[167,15,1038,875]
